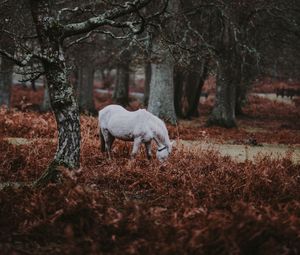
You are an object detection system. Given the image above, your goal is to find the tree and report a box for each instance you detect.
[207,16,240,128]
[173,59,209,119]
[0,0,164,185]
[143,62,151,106]
[207,0,300,126]
[0,0,19,107]
[77,61,96,113]
[147,0,179,124]
[0,55,14,107]
[70,41,97,114]
[113,49,131,106]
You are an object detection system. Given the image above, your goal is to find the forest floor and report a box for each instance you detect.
[0,85,299,254]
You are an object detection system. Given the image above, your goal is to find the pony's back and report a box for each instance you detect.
[99,104,126,127]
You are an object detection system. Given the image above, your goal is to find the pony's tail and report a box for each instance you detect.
[99,129,106,152]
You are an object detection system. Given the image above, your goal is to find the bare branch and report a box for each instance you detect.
[57,6,81,21]
[1,29,38,40]
[0,48,27,66]
[65,29,133,49]
[0,48,53,67]
[17,70,45,83]
[62,0,153,38]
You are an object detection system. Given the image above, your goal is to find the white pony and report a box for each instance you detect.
[98,105,173,161]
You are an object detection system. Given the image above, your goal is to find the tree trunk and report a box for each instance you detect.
[0,56,14,107]
[113,64,129,106]
[235,82,247,116]
[147,0,178,124]
[185,61,208,118]
[78,63,96,114]
[173,68,184,118]
[29,0,80,186]
[148,40,177,124]
[236,55,257,115]
[143,62,151,106]
[208,60,237,128]
[41,80,51,112]
[207,16,238,128]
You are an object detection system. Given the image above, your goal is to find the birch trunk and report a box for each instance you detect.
[0,56,14,107]
[29,0,80,185]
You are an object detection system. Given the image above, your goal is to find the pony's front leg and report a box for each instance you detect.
[144,141,152,160]
[131,137,142,159]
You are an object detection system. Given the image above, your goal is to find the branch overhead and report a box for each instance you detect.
[63,0,153,38]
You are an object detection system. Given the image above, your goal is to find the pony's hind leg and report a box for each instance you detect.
[99,129,106,152]
[102,129,115,159]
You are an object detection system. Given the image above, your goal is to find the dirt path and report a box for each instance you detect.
[3,137,300,164]
[177,140,300,164]
[252,93,295,105]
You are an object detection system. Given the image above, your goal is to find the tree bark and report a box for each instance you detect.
[148,38,177,124]
[235,81,247,116]
[29,0,80,186]
[41,81,51,112]
[208,59,237,128]
[235,55,257,115]
[185,61,208,118]
[147,0,179,124]
[0,56,14,107]
[78,63,96,114]
[113,64,130,106]
[143,62,151,106]
[173,68,184,118]
[208,17,238,128]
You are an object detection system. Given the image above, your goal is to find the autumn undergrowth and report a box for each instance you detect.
[0,109,300,254]
[1,89,300,254]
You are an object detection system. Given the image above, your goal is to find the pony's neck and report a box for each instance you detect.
[154,132,170,148]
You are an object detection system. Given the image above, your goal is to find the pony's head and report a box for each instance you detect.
[156,141,175,162]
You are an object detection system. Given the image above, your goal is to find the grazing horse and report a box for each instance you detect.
[98,105,173,161]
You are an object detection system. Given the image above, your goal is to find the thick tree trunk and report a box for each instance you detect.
[185,61,208,118]
[36,63,81,185]
[113,64,129,106]
[0,56,14,107]
[207,16,238,128]
[78,63,96,114]
[148,40,177,124]
[143,62,151,106]
[173,68,184,118]
[29,0,80,186]
[236,56,257,115]
[208,60,237,128]
[147,0,178,124]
